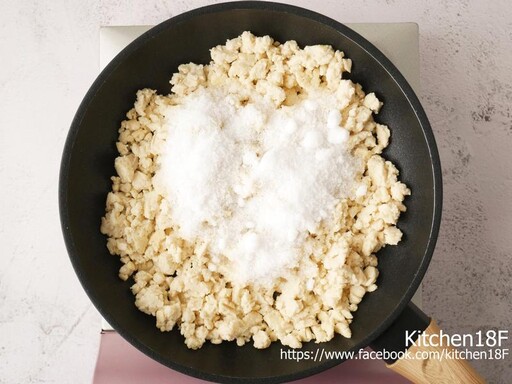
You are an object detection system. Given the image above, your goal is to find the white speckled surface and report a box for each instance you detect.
[1,1,511,383]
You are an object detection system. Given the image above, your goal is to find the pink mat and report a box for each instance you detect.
[93,333,409,383]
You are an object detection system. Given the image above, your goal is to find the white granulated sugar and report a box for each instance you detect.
[160,87,362,284]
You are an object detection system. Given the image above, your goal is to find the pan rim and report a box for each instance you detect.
[59,1,443,383]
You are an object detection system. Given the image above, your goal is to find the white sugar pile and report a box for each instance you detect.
[159,87,363,284]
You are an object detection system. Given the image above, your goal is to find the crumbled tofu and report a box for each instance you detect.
[114,154,138,183]
[253,330,271,349]
[363,92,383,113]
[101,31,409,350]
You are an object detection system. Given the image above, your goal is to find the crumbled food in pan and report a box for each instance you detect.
[101,31,410,349]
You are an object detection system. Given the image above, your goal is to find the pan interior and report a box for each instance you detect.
[60,4,439,383]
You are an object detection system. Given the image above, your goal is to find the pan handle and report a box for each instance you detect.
[370,302,486,383]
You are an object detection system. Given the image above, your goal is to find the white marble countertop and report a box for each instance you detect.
[1,1,511,383]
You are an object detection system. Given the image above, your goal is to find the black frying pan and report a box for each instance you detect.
[60,2,449,383]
